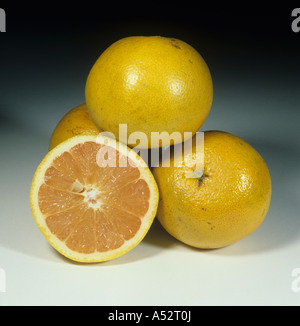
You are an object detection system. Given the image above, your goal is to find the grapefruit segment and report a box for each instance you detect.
[30,135,159,262]
[46,204,87,242]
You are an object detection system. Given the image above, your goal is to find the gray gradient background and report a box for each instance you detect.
[0,6,299,305]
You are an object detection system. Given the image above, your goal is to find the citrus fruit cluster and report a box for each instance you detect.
[30,36,271,263]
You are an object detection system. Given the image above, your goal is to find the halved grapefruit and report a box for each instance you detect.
[30,134,159,263]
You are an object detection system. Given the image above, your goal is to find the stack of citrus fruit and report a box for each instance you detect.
[30,36,271,263]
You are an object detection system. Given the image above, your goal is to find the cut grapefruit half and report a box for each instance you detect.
[30,134,159,263]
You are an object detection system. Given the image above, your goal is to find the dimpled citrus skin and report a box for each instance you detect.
[85,36,213,148]
[152,131,272,249]
[49,103,101,150]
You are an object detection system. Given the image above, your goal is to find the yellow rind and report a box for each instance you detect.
[152,131,272,249]
[85,36,213,149]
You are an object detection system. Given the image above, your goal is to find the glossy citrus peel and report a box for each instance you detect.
[85,36,213,148]
[153,131,272,249]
